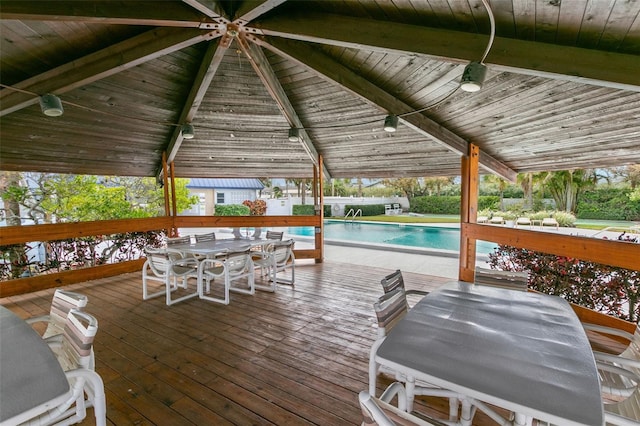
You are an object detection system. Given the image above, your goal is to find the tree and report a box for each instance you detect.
[482,174,509,210]
[381,178,431,202]
[517,173,533,210]
[539,169,597,213]
[1,173,198,223]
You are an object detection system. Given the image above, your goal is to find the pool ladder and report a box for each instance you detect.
[344,208,362,223]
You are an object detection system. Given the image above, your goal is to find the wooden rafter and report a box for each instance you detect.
[164,38,228,171]
[233,0,288,24]
[1,27,219,117]
[253,12,640,92]
[255,36,517,182]
[236,35,331,179]
[0,1,222,28]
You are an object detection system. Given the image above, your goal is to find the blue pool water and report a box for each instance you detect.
[288,221,497,255]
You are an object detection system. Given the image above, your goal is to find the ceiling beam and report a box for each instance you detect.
[163,39,228,173]
[180,0,227,21]
[233,0,288,24]
[236,35,331,179]
[0,1,222,28]
[255,36,516,182]
[253,12,640,92]
[0,27,220,117]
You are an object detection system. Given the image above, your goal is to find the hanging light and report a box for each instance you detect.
[39,94,64,117]
[459,0,495,93]
[288,128,300,142]
[383,114,398,132]
[181,123,195,139]
[460,62,487,92]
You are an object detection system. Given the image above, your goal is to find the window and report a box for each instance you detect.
[216,192,225,204]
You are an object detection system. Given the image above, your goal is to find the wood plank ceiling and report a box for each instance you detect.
[1,1,639,181]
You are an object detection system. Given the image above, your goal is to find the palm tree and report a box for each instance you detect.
[539,169,596,212]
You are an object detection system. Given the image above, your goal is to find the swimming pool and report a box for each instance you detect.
[287,220,497,255]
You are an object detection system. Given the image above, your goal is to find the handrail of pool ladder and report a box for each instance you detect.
[344,208,362,223]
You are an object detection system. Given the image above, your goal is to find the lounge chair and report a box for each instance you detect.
[489,216,505,225]
[515,217,531,227]
[541,217,559,229]
[476,216,488,223]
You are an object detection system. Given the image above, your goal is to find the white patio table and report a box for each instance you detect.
[0,306,70,425]
[372,281,603,426]
[168,237,267,258]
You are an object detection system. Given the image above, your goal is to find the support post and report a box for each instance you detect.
[459,144,480,282]
[314,155,324,263]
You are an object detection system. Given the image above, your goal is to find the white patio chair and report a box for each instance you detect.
[253,239,295,291]
[25,289,88,342]
[197,255,230,305]
[541,217,559,229]
[474,266,529,291]
[359,382,443,426]
[142,247,199,305]
[195,232,216,243]
[581,322,640,425]
[22,309,106,426]
[370,289,460,423]
[265,230,284,241]
[198,246,256,301]
[380,269,428,307]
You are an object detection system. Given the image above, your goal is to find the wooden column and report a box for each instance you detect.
[314,155,324,263]
[458,144,480,281]
[162,152,170,217]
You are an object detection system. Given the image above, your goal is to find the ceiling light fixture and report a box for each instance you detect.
[383,114,398,132]
[39,94,64,116]
[288,128,300,142]
[460,0,495,93]
[181,123,195,139]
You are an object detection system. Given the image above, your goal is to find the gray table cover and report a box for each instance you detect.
[376,281,603,426]
[0,306,70,423]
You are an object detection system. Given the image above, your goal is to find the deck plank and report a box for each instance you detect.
[1,260,517,425]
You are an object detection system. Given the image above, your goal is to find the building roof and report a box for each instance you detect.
[1,1,639,182]
[187,178,265,190]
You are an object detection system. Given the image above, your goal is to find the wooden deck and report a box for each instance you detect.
[1,260,517,425]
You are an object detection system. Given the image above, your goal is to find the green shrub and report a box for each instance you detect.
[324,204,332,217]
[293,205,315,215]
[410,196,460,214]
[478,196,500,211]
[344,204,385,216]
[577,188,640,221]
[214,204,250,216]
[554,211,576,227]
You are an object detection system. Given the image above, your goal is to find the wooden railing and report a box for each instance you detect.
[0,215,322,297]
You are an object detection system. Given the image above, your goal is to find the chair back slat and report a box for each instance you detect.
[60,309,98,371]
[265,231,284,240]
[166,236,190,246]
[381,269,404,294]
[195,232,216,243]
[474,267,528,291]
[44,290,89,340]
[374,288,408,335]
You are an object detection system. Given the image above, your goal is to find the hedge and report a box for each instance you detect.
[214,204,250,216]
[293,205,315,215]
[577,188,640,221]
[410,196,499,214]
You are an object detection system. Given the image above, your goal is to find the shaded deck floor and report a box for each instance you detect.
[2,260,519,425]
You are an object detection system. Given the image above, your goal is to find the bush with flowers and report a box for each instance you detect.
[242,199,267,216]
[488,239,639,322]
